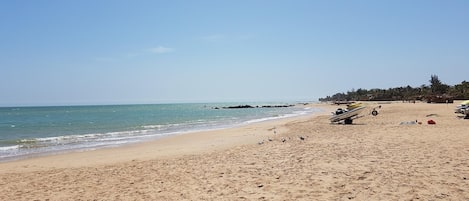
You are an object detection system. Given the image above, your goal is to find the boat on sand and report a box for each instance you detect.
[330,104,367,124]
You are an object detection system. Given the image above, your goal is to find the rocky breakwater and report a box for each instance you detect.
[213,104,295,109]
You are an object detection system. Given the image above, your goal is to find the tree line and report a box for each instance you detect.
[319,75,469,102]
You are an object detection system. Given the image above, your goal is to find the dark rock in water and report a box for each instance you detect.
[222,105,255,109]
[261,105,295,108]
[219,104,295,109]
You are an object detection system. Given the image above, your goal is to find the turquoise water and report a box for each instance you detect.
[0,103,319,161]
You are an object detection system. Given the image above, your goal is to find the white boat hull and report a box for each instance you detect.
[330,106,366,123]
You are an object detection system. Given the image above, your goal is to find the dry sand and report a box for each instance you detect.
[1,102,469,200]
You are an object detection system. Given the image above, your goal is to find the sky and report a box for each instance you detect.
[1,0,468,106]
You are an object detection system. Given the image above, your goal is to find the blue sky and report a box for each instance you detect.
[1,0,468,106]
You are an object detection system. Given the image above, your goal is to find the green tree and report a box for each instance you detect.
[451,81,469,99]
[429,75,449,95]
[319,75,469,102]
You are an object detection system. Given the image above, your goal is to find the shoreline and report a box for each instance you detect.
[2,101,468,200]
[0,103,329,173]
[0,103,318,164]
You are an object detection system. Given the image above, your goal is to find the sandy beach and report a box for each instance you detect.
[1,102,469,200]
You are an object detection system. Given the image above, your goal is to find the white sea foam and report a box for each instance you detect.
[142,124,164,129]
[0,104,321,162]
[0,145,19,151]
[243,107,317,124]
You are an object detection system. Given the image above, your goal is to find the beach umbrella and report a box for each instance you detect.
[461,100,469,105]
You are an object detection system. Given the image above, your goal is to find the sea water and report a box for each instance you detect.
[0,103,319,161]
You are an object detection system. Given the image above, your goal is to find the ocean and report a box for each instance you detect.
[0,102,319,161]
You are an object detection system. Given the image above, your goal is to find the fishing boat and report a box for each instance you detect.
[330,104,367,124]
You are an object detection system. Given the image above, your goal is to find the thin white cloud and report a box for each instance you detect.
[148,46,175,54]
[95,46,174,62]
